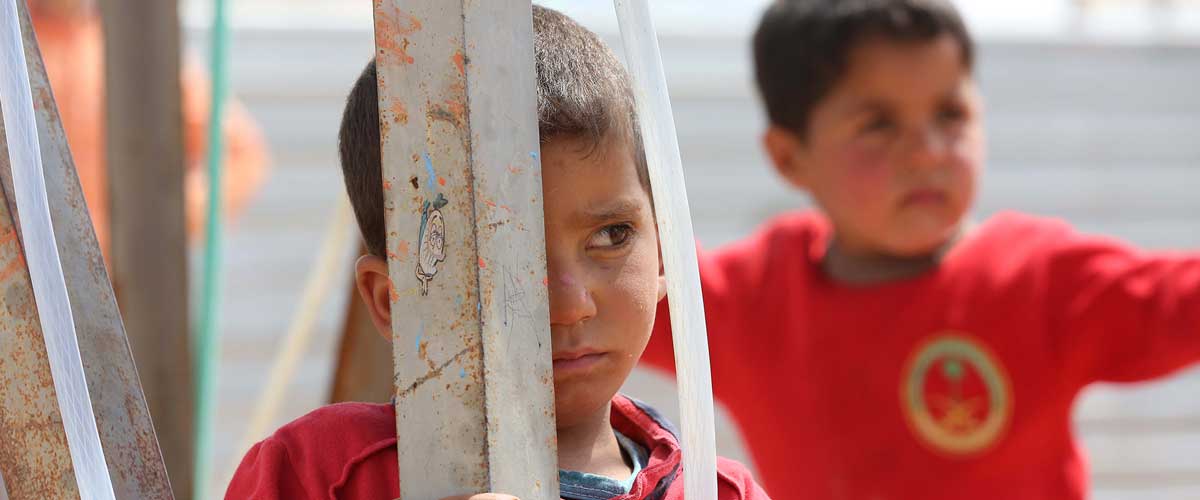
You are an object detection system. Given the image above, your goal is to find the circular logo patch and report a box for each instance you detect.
[900,333,1012,456]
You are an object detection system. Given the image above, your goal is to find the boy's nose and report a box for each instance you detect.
[904,126,949,170]
[546,269,597,327]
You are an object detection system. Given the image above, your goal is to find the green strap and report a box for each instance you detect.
[194,0,230,496]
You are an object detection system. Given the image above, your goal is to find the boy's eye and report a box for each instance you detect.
[937,104,968,125]
[587,223,635,250]
[861,115,895,134]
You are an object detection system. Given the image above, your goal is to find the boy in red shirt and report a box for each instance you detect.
[226,6,768,500]
[642,0,1200,498]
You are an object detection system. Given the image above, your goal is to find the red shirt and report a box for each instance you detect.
[226,395,770,500]
[644,211,1200,500]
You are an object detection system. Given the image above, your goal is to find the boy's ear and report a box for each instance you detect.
[763,125,811,190]
[355,254,394,340]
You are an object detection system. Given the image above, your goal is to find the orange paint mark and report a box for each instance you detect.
[478,257,487,269]
[389,98,409,124]
[542,277,549,286]
[499,205,514,214]
[387,241,411,262]
[375,10,421,66]
[452,50,466,76]
[482,198,497,208]
[438,177,446,186]
[383,179,394,190]
[388,280,400,303]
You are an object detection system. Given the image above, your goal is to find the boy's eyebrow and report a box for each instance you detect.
[572,197,645,226]
[838,98,890,117]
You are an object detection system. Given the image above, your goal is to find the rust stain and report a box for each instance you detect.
[0,253,26,282]
[389,97,409,124]
[396,346,473,399]
[379,118,392,141]
[426,102,461,128]
[388,279,400,303]
[478,257,487,269]
[443,99,467,124]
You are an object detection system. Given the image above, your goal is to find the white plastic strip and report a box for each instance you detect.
[0,0,116,498]
[612,1,718,498]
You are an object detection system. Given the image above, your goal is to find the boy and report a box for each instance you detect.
[642,0,1200,498]
[226,6,768,500]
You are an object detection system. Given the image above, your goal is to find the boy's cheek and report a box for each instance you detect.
[831,147,895,205]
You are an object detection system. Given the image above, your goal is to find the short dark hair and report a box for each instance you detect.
[753,0,974,137]
[338,5,647,257]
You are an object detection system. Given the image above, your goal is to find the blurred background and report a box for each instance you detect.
[43,0,1200,497]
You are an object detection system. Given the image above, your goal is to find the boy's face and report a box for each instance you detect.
[765,34,984,257]
[540,136,665,429]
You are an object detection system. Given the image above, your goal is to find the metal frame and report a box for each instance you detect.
[372,1,559,498]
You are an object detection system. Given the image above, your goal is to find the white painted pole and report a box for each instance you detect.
[613,1,719,499]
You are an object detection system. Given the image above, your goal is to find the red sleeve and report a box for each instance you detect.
[717,457,772,500]
[644,214,811,401]
[225,437,318,500]
[1046,228,1200,384]
[643,244,743,374]
[224,403,398,500]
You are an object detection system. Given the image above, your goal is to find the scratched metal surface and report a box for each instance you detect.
[373,1,558,498]
[0,128,79,499]
[0,3,173,498]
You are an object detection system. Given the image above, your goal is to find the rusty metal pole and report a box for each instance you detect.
[0,2,173,498]
[372,1,558,498]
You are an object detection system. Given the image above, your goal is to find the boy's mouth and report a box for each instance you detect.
[552,350,607,374]
[901,188,947,207]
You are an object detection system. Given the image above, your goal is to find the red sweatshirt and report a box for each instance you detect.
[644,211,1200,500]
[226,395,769,500]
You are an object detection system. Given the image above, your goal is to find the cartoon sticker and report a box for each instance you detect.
[900,333,1012,456]
[415,193,448,296]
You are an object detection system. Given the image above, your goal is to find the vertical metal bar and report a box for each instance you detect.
[372,1,558,498]
[0,1,174,498]
[97,0,193,497]
[0,0,115,495]
[613,1,719,498]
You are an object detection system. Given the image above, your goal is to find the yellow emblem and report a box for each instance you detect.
[900,333,1012,456]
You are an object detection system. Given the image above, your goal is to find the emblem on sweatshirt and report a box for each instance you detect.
[900,333,1012,456]
[415,193,448,296]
